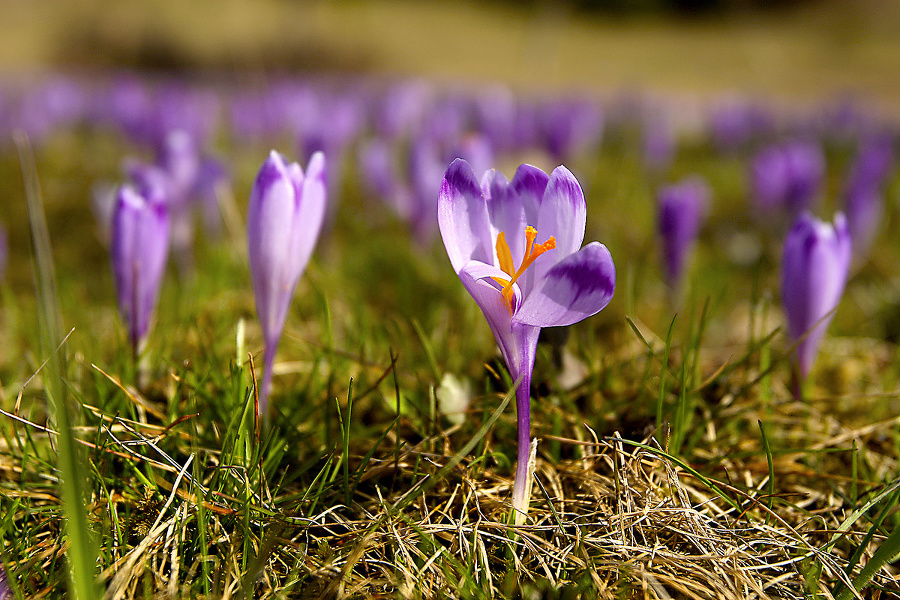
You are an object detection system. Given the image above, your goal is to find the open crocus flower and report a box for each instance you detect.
[781,212,851,395]
[248,150,327,419]
[438,158,615,523]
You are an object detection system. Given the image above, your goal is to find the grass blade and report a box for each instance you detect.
[17,132,98,599]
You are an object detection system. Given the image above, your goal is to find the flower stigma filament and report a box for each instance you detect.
[491,226,556,313]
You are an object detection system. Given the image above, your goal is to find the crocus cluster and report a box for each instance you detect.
[781,212,851,394]
[657,177,710,293]
[247,150,327,418]
[438,158,615,523]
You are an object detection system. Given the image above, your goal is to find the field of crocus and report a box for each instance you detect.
[0,71,899,599]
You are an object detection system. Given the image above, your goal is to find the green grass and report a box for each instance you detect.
[0,113,899,599]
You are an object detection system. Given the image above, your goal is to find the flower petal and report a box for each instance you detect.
[482,169,526,267]
[510,163,549,226]
[438,159,493,273]
[513,242,615,328]
[781,212,851,377]
[291,151,327,279]
[536,165,587,259]
[248,151,301,344]
[458,260,532,373]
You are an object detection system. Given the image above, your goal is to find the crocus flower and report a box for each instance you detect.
[781,212,851,392]
[843,135,894,260]
[110,184,171,358]
[750,141,824,216]
[438,158,615,523]
[658,177,710,291]
[248,150,326,418]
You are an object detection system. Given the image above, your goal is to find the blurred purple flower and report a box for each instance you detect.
[643,114,676,172]
[439,158,615,522]
[781,212,851,386]
[751,141,824,215]
[539,99,604,161]
[110,184,171,357]
[248,150,327,418]
[658,177,710,290]
[843,135,894,259]
[374,80,431,139]
[709,99,773,151]
[359,139,399,201]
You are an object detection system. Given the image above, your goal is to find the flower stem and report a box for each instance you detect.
[259,340,277,420]
[511,370,533,525]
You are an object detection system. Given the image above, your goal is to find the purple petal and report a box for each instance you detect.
[292,151,327,275]
[514,242,615,328]
[482,169,526,267]
[536,166,587,258]
[458,260,533,374]
[437,159,493,273]
[247,151,302,345]
[110,185,170,349]
[510,163,549,226]
[781,212,851,377]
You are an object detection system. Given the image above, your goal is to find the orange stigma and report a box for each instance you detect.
[491,226,556,313]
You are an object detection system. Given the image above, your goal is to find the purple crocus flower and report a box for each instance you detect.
[657,177,710,291]
[110,184,171,357]
[248,150,327,418]
[781,212,851,391]
[750,141,825,216]
[843,135,894,260]
[438,158,615,523]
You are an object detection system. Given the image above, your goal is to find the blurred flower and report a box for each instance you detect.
[248,150,327,418]
[436,373,473,426]
[643,113,675,172]
[781,212,851,388]
[539,98,604,162]
[658,177,710,291]
[750,141,825,216]
[709,99,772,152]
[438,158,615,523]
[843,134,894,260]
[110,184,170,357]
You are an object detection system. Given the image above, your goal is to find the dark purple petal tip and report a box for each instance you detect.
[441,158,481,200]
[546,165,585,209]
[511,163,550,198]
[255,150,289,191]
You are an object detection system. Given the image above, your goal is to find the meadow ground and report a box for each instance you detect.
[1,1,900,598]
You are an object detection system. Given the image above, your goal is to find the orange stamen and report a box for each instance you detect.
[491,226,556,314]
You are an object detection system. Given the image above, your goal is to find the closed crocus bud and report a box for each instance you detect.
[658,177,709,291]
[781,212,851,388]
[248,150,327,418]
[110,184,170,357]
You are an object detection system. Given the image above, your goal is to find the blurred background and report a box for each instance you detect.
[1,0,899,109]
